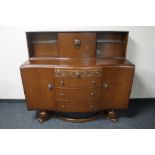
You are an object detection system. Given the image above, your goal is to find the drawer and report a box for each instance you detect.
[54,68,102,78]
[55,77,102,88]
[58,33,96,58]
[55,88,101,101]
[56,100,100,112]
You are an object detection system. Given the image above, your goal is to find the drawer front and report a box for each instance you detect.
[55,77,102,88]
[55,88,101,101]
[56,100,99,112]
[58,33,96,58]
[54,68,102,78]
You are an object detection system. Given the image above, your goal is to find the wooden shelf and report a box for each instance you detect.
[31,40,124,44]
[97,40,124,43]
[31,40,57,44]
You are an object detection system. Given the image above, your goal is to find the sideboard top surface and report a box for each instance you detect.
[21,58,134,69]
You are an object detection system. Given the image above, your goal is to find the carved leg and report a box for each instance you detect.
[104,110,118,122]
[38,111,51,123]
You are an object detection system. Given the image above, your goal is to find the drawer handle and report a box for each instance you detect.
[74,39,81,48]
[75,71,81,77]
[60,93,65,96]
[48,83,53,89]
[91,80,95,84]
[90,92,94,96]
[90,105,94,109]
[60,80,64,85]
[62,105,65,109]
[102,83,109,88]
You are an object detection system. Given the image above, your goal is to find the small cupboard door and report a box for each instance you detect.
[20,66,56,110]
[101,66,134,109]
[58,33,96,58]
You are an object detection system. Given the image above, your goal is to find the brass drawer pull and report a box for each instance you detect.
[75,71,81,77]
[62,105,65,109]
[90,105,94,109]
[48,83,53,89]
[74,39,81,48]
[91,80,95,84]
[90,92,94,96]
[60,93,65,96]
[60,80,64,85]
[102,83,109,88]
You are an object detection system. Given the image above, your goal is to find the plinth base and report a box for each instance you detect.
[58,112,99,123]
[38,110,118,123]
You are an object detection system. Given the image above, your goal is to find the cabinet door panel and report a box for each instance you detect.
[101,66,134,109]
[20,66,56,110]
[58,33,96,58]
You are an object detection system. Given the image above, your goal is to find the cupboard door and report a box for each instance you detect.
[101,66,134,109]
[20,66,56,110]
[58,33,96,58]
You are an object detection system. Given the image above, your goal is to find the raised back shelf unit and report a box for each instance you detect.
[26,31,128,59]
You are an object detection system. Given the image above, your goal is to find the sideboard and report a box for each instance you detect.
[20,31,135,123]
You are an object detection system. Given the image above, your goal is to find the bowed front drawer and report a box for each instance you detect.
[56,100,100,112]
[54,68,102,88]
[55,88,101,101]
[55,77,102,88]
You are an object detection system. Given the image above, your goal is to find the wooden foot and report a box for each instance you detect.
[38,111,51,123]
[104,110,118,122]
